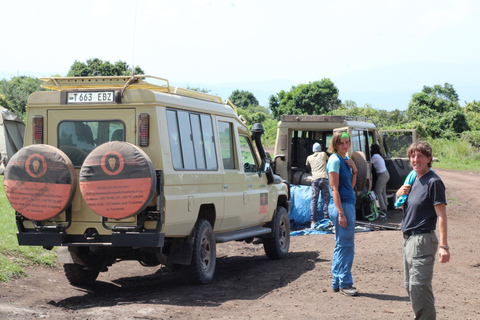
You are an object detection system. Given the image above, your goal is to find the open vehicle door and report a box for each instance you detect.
[379,129,417,194]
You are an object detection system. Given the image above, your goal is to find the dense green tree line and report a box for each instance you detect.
[1,59,478,150]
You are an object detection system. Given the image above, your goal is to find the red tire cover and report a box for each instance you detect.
[3,145,76,221]
[79,141,156,219]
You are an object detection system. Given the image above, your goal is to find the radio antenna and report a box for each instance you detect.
[131,0,138,77]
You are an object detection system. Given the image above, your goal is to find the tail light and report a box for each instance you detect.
[33,116,44,144]
[138,113,149,147]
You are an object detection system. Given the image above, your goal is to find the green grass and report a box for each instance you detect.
[0,176,57,282]
[430,138,480,172]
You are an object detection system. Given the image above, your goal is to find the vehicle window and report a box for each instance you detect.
[351,130,369,156]
[382,131,414,158]
[218,121,236,169]
[58,120,124,166]
[325,134,333,151]
[240,136,258,173]
[166,109,218,170]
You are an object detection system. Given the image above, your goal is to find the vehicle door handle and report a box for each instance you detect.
[224,184,229,190]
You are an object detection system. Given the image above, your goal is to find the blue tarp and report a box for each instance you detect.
[291,219,334,236]
[289,184,326,228]
[288,184,372,236]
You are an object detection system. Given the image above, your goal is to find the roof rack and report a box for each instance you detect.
[39,75,224,104]
[280,114,375,124]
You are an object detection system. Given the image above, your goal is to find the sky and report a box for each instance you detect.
[1,0,480,111]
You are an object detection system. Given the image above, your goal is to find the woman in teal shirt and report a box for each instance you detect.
[327,131,358,296]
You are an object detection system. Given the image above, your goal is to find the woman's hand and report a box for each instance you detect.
[397,185,411,196]
[345,159,357,173]
[339,213,347,228]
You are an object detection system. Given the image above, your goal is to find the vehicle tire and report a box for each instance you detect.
[351,151,367,192]
[63,263,100,285]
[184,219,216,285]
[263,206,290,260]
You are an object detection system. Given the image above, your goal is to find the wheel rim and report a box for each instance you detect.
[200,234,212,271]
[278,217,287,248]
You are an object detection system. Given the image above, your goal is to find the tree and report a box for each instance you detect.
[407,83,461,120]
[269,79,341,120]
[0,93,8,109]
[229,90,259,109]
[0,76,44,117]
[67,58,145,77]
[406,83,468,139]
[227,90,271,128]
[464,100,480,131]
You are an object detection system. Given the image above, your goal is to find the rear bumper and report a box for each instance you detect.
[17,231,165,247]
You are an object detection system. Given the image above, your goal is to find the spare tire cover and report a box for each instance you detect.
[351,151,367,192]
[79,141,156,219]
[3,144,76,221]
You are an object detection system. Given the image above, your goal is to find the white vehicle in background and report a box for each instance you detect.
[272,115,416,209]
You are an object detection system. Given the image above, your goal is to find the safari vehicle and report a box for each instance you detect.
[4,75,290,285]
[272,115,416,208]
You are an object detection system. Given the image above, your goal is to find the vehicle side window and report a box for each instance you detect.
[239,136,258,173]
[351,130,369,156]
[218,121,236,170]
[58,120,124,166]
[166,109,218,170]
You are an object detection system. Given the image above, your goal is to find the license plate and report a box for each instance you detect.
[67,92,115,104]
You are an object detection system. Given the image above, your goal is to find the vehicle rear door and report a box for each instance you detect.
[379,129,417,193]
[47,108,136,223]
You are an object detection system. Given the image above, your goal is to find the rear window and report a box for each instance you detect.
[58,120,125,166]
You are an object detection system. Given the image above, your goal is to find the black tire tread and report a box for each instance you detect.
[63,264,99,285]
[263,206,290,260]
[184,219,216,285]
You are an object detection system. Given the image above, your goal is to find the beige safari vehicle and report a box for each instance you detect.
[4,75,290,285]
[272,115,416,208]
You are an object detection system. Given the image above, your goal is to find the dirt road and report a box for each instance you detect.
[1,169,479,319]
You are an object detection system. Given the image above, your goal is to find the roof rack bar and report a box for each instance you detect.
[39,75,225,104]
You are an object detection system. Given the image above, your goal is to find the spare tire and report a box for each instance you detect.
[3,144,76,221]
[79,141,156,219]
[351,151,367,192]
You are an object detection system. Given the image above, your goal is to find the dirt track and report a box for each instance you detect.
[1,168,479,319]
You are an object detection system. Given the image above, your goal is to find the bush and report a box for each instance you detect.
[461,131,480,149]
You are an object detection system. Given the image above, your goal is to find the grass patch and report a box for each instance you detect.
[447,197,460,206]
[429,139,480,173]
[0,176,57,283]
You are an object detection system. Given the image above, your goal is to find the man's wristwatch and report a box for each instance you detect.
[439,245,449,250]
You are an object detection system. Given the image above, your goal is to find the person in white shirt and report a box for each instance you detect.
[370,144,390,214]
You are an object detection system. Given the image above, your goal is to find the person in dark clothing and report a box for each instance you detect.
[396,141,450,319]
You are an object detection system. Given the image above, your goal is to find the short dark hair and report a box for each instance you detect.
[407,141,433,168]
